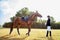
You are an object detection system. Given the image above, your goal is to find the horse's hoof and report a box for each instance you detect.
[26,33,30,36]
[18,33,20,35]
[9,33,11,35]
[26,33,28,35]
[28,34,30,36]
[19,34,20,35]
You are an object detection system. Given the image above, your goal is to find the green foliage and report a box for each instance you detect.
[0,25,2,28]
[54,22,60,29]
[3,21,60,29]
[16,12,22,17]
[50,16,55,23]
[16,7,29,17]
[3,22,13,28]
[10,7,37,22]
[10,16,15,22]
[3,7,60,29]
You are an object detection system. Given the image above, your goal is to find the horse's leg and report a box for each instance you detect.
[17,25,20,35]
[9,26,13,35]
[26,25,31,36]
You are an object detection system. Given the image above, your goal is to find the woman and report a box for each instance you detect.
[46,15,51,37]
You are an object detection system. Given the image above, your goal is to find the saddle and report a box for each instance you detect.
[21,16,28,22]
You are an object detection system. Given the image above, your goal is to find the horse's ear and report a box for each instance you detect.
[36,11,39,14]
[36,11,38,13]
[36,11,38,12]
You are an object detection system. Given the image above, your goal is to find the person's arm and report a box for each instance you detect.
[45,21,47,27]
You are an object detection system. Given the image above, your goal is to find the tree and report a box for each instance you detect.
[16,7,29,17]
[16,12,22,17]
[50,16,55,23]
[50,16,56,29]
[3,22,13,28]
[0,25,1,27]
[10,7,30,22]
[10,7,37,22]
[10,16,15,22]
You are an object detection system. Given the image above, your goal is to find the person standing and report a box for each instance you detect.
[46,15,51,37]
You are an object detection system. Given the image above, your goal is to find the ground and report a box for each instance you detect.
[0,28,60,40]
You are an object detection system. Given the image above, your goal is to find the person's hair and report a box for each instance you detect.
[47,15,50,17]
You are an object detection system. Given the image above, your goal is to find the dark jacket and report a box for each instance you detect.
[46,18,51,26]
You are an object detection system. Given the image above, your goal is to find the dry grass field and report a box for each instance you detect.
[0,28,60,40]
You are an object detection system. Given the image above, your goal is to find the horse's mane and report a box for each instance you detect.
[27,12,36,21]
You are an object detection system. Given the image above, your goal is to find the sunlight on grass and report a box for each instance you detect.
[0,28,60,40]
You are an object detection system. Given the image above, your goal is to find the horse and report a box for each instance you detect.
[9,11,42,36]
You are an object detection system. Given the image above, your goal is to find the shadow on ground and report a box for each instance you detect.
[47,37,54,40]
[0,34,28,40]
[0,34,54,40]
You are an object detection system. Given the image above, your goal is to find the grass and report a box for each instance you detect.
[0,28,60,40]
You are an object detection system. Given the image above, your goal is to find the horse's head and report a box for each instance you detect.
[35,11,42,18]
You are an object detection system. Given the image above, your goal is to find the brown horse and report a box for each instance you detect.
[9,11,42,36]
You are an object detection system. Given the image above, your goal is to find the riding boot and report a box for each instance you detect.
[46,31,48,37]
[50,31,51,36]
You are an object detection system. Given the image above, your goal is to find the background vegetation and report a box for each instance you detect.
[2,7,60,29]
